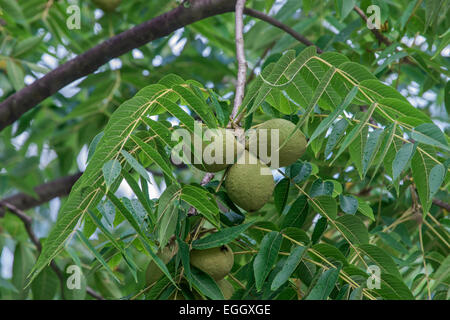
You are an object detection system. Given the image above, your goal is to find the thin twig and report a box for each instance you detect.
[244,8,322,53]
[231,0,247,122]
[86,286,105,300]
[353,6,413,66]
[3,202,104,300]
[353,6,391,46]
[432,199,450,211]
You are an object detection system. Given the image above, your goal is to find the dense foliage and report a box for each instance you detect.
[0,0,448,300]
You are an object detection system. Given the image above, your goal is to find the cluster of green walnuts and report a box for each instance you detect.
[186,118,307,212]
[146,119,307,299]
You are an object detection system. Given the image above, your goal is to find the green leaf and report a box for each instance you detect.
[335,215,369,244]
[445,81,450,114]
[87,209,138,281]
[271,245,308,291]
[208,89,228,127]
[429,164,445,201]
[310,243,348,266]
[281,195,308,229]
[379,98,432,124]
[108,193,176,285]
[0,279,18,294]
[13,36,43,57]
[411,148,436,216]
[331,102,377,164]
[309,179,334,197]
[288,161,312,183]
[392,143,414,181]
[12,242,34,299]
[282,227,311,245]
[336,0,356,20]
[311,217,328,244]
[121,170,154,225]
[76,231,120,283]
[431,255,450,291]
[324,118,348,157]
[349,125,368,179]
[87,132,104,163]
[120,150,150,183]
[130,135,176,182]
[410,123,450,152]
[376,232,409,254]
[274,178,290,214]
[308,195,337,220]
[248,47,316,114]
[357,198,375,221]
[102,159,122,191]
[6,59,24,91]
[339,194,358,215]
[192,223,254,250]
[31,267,58,300]
[370,122,396,180]
[173,84,217,129]
[305,267,340,300]
[177,239,193,284]
[254,231,283,291]
[295,66,336,131]
[157,186,181,248]
[29,84,176,284]
[374,52,408,75]
[181,185,219,227]
[190,267,224,300]
[362,128,384,176]
[375,273,415,300]
[309,86,358,143]
[358,244,401,278]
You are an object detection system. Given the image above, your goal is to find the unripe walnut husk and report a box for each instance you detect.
[145,242,178,286]
[183,127,244,172]
[225,150,275,212]
[247,118,307,168]
[190,245,234,280]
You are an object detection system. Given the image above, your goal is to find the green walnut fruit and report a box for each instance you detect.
[247,118,307,168]
[145,243,177,286]
[184,128,243,172]
[92,0,121,12]
[190,245,234,280]
[217,279,234,299]
[225,150,275,212]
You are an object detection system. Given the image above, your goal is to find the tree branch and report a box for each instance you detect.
[0,0,237,132]
[0,1,324,132]
[2,202,103,300]
[231,0,247,121]
[0,172,82,217]
[244,8,322,53]
[353,6,392,46]
[432,199,450,211]
[353,6,413,66]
